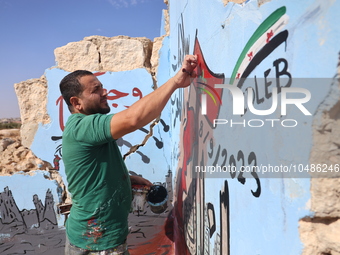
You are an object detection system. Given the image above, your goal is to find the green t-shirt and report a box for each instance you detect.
[62,113,131,250]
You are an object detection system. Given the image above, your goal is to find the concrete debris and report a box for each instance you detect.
[300,217,340,255]
[14,76,50,148]
[10,25,168,207]
[0,132,52,175]
[54,35,153,73]
[299,55,340,254]
[0,129,69,205]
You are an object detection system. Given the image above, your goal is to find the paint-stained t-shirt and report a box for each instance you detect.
[62,113,131,250]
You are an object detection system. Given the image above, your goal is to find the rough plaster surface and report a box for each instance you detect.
[301,178,340,254]
[12,31,165,207]
[150,7,169,78]
[0,130,69,207]
[54,35,153,73]
[16,35,163,149]
[300,218,340,255]
[299,60,340,254]
[54,40,99,71]
[100,37,152,71]
[0,129,51,174]
[14,76,50,148]
[9,0,340,252]
[151,36,165,77]
[310,106,340,217]
[163,9,170,36]
[258,0,272,6]
[223,0,247,6]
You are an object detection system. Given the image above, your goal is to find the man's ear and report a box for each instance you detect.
[70,96,82,112]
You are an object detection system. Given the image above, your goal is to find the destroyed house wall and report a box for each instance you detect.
[2,0,340,254]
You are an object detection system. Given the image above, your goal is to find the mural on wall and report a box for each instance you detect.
[27,67,175,253]
[170,7,286,253]
[170,1,336,255]
[0,186,64,255]
[53,71,170,167]
[171,32,265,254]
[0,53,173,255]
[128,170,174,254]
[2,0,339,254]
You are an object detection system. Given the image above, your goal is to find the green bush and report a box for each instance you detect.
[0,122,21,130]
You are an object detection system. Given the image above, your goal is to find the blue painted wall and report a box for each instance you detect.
[1,0,339,254]
[167,0,339,254]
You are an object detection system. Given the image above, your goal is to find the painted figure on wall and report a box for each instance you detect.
[171,6,290,255]
[0,187,64,255]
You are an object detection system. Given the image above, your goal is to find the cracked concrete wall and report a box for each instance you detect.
[4,0,340,254]
[54,35,153,73]
[2,1,172,253]
[25,32,169,201]
[28,33,172,253]
[14,76,50,148]
[167,0,340,254]
[299,60,340,255]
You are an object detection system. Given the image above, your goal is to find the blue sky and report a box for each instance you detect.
[0,0,167,118]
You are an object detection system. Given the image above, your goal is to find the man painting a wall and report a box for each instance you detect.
[59,55,197,254]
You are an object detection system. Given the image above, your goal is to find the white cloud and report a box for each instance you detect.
[107,0,147,8]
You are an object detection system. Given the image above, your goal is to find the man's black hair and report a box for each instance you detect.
[59,70,93,112]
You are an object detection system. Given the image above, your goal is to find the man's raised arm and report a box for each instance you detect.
[109,55,197,139]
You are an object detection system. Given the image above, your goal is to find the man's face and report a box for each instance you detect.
[77,75,110,115]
